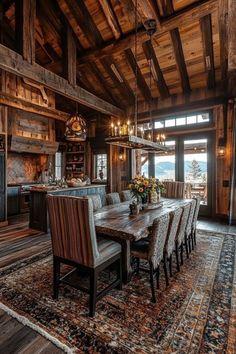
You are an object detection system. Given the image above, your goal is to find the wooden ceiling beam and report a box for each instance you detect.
[15,0,36,64]
[131,0,161,26]
[0,91,69,121]
[200,14,215,89]
[133,85,227,121]
[88,62,122,108]
[218,0,228,81]
[125,48,151,102]
[77,0,217,65]
[98,0,121,39]
[0,43,124,117]
[170,28,191,94]
[101,56,135,104]
[142,39,169,99]
[62,0,103,48]
[159,0,174,16]
[64,25,77,87]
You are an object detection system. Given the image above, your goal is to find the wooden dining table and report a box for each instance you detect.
[94,197,192,283]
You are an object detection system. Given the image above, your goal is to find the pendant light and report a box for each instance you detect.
[65,102,87,141]
[105,2,168,152]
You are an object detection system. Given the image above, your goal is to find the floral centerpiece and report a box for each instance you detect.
[128,175,150,205]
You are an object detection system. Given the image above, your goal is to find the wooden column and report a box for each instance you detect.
[15,0,36,63]
[64,25,77,87]
[228,0,236,97]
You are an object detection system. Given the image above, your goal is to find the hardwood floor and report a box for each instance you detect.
[0,215,64,354]
[0,214,235,353]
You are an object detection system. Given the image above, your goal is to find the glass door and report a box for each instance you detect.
[183,138,212,215]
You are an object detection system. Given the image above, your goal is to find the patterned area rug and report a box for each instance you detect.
[0,230,236,353]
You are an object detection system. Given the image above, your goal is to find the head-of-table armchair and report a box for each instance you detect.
[47,195,122,317]
[131,213,170,303]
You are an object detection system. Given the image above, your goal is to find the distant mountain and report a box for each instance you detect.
[154,160,207,176]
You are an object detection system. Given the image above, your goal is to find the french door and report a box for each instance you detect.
[154,132,214,217]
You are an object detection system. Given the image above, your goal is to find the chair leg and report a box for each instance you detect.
[163,254,169,287]
[149,262,156,303]
[188,235,192,253]
[136,257,140,275]
[194,229,197,246]
[156,266,160,289]
[185,235,189,259]
[89,269,98,317]
[169,254,173,277]
[53,256,60,300]
[175,243,180,272]
[116,257,122,290]
[180,243,184,266]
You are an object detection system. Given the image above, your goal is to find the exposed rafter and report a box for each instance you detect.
[218,0,228,81]
[142,39,169,99]
[200,14,215,89]
[170,28,191,94]
[98,0,121,39]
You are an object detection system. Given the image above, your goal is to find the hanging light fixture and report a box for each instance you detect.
[65,102,87,141]
[105,2,167,152]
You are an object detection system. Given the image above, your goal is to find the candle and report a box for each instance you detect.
[140,126,144,138]
[111,122,114,136]
[114,126,118,136]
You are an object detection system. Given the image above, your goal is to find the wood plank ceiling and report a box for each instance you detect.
[1,0,223,118]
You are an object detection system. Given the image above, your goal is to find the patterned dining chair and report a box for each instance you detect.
[175,203,191,270]
[162,181,185,199]
[87,194,102,212]
[120,190,132,202]
[131,213,170,303]
[163,208,183,286]
[106,192,121,205]
[47,195,122,317]
[185,198,197,257]
[191,196,201,249]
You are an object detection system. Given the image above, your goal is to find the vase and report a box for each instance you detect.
[150,190,158,204]
[129,203,140,216]
[141,195,148,210]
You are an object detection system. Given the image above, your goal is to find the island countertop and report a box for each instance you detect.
[29,184,107,232]
[30,184,106,194]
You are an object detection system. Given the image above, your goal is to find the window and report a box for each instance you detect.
[94,154,107,180]
[55,152,62,179]
[154,112,210,130]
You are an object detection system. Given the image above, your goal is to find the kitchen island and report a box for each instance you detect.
[29,184,106,232]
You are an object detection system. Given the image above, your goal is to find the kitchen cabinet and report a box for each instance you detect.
[7,186,20,216]
[65,142,86,179]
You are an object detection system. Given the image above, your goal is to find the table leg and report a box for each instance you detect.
[119,239,132,284]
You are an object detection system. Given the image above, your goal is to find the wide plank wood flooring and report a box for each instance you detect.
[0,215,64,354]
[0,214,236,353]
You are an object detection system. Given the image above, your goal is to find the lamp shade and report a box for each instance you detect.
[65,114,87,141]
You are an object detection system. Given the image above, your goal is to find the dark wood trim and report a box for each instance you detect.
[218,0,228,81]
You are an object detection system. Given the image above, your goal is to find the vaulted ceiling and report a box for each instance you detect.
[1,0,226,117]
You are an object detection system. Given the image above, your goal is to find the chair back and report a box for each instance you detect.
[192,196,201,229]
[88,194,102,212]
[175,203,191,245]
[106,192,121,205]
[186,199,197,236]
[162,181,185,198]
[148,213,170,269]
[164,208,183,257]
[120,190,132,202]
[47,195,99,267]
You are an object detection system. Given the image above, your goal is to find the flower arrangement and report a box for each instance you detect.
[128,176,165,204]
[128,175,150,204]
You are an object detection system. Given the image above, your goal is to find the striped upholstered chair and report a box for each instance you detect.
[47,195,122,317]
[191,196,201,249]
[106,192,121,205]
[175,203,191,270]
[120,190,132,202]
[163,208,183,286]
[162,181,185,199]
[131,213,170,303]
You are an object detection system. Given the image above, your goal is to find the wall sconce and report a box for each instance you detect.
[119,147,125,161]
[217,137,226,158]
